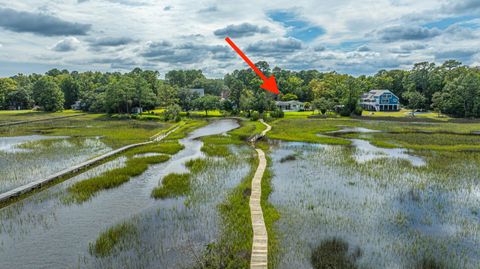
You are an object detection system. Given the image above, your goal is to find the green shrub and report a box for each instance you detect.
[251,111,260,121]
[270,109,284,118]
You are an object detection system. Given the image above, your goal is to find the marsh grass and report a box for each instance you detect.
[125,141,184,157]
[270,117,480,150]
[151,173,190,199]
[89,222,137,257]
[261,154,281,269]
[269,118,350,145]
[1,113,170,148]
[199,119,264,157]
[198,154,257,268]
[311,238,362,269]
[269,140,480,268]
[279,154,297,163]
[68,155,170,203]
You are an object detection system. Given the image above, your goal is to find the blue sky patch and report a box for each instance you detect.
[267,10,325,42]
[423,15,479,30]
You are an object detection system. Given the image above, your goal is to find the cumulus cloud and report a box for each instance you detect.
[445,0,480,14]
[357,45,371,52]
[140,41,231,64]
[89,37,136,47]
[376,25,440,42]
[435,48,479,61]
[0,8,91,36]
[214,23,269,38]
[390,43,427,54]
[52,37,80,52]
[246,38,302,56]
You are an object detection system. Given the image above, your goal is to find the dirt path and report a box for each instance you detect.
[0,124,180,206]
[250,119,271,269]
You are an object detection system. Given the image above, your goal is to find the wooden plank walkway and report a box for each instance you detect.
[0,125,180,205]
[250,119,271,269]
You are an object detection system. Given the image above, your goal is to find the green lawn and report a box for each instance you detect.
[0,109,84,123]
[361,108,450,120]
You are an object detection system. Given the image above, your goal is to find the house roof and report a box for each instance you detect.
[361,89,398,99]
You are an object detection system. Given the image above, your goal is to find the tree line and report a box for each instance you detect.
[0,60,479,118]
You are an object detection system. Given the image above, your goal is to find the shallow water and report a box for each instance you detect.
[351,139,426,167]
[0,136,111,193]
[269,141,480,269]
[0,119,245,269]
[0,135,69,153]
[328,126,381,134]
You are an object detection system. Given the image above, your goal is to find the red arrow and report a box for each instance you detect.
[225,37,279,94]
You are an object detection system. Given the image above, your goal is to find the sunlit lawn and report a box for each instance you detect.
[0,109,83,123]
[361,108,450,120]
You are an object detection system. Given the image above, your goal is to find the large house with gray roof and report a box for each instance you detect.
[360,90,400,111]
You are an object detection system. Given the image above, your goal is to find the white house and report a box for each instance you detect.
[275,100,305,111]
[360,89,400,111]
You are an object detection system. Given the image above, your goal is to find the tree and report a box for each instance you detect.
[131,74,157,110]
[240,90,255,117]
[194,94,220,116]
[431,91,451,117]
[105,76,135,113]
[157,82,178,107]
[312,97,331,115]
[60,76,80,108]
[7,88,33,110]
[32,77,64,112]
[177,88,199,115]
[281,93,298,101]
[225,76,243,112]
[163,104,182,121]
[0,78,17,109]
[402,91,426,116]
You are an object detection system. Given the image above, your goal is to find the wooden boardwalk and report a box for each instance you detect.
[250,119,271,269]
[0,125,180,205]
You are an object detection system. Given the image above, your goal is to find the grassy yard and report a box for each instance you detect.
[0,109,84,124]
[361,108,450,120]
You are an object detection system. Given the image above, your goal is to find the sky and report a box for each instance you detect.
[0,0,480,78]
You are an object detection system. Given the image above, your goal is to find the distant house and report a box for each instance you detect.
[275,100,305,111]
[189,88,205,97]
[71,100,82,110]
[360,90,400,111]
[132,107,143,114]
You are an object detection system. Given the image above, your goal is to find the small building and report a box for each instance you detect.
[132,107,143,114]
[71,100,82,110]
[275,100,305,111]
[360,89,400,111]
[189,88,205,97]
